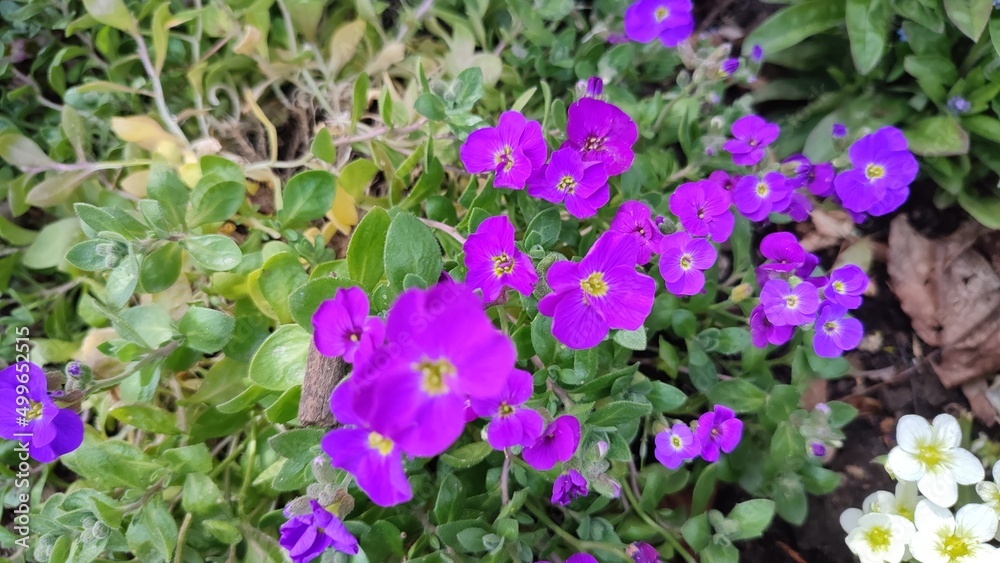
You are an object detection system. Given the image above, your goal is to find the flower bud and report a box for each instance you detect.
[730,283,753,303]
[586,76,604,98]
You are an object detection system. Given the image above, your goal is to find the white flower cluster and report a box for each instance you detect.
[841,414,1000,563]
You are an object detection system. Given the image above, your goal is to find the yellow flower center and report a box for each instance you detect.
[823,320,838,334]
[679,254,693,270]
[940,534,973,560]
[557,175,577,194]
[832,280,845,294]
[494,146,516,172]
[915,441,945,469]
[492,253,515,277]
[654,6,669,22]
[897,506,914,521]
[414,357,456,396]
[349,333,360,342]
[498,402,515,417]
[367,431,394,456]
[670,435,683,449]
[26,400,44,421]
[756,182,769,197]
[865,163,886,181]
[785,295,799,309]
[580,272,609,298]
[864,526,892,552]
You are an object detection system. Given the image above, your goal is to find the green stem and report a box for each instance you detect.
[174,513,193,563]
[526,502,627,558]
[238,423,257,516]
[88,341,180,393]
[621,485,697,563]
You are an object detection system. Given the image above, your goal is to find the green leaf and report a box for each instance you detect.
[204,520,243,544]
[727,499,776,541]
[147,167,189,229]
[992,18,1000,59]
[903,55,957,104]
[648,381,687,413]
[249,324,311,391]
[66,240,110,271]
[26,170,92,207]
[351,73,370,130]
[715,327,750,355]
[183,234,242,271]
[384,212,442,293]
[311,128,336,164]
[588,401,652,428]
[187,181,244,227]
[707,379,766,413]
[943,0,992,40]
[105,252,139,309]
[256,252,310,324]
[774,476,809,525]
[126,497,177,562]
[0,133,56,170]
[526,208,561,249]
[905,115,970,156]
[702,543,739,563]
[264,385,301,423]
[162,444,212,474]
[181,473,224,515]
[742,0,846,57]
[681,514,711,551]
[24,217,81,270]
[958,190,1000,229]
[416,93,447,120]
[846,0,890,75]
[439,442,493,469]
[269,428,324,457]
[338,159,380,199]
[433,473,467,525]
[279,170,336,228]
[109,403,179,434]
[348,207,390,291]
[891,0,944,32]
[139,242,183,293]
[75,203,139,239]
[0,215,36,246]
[179,307,235,353]
[613,327,648,351]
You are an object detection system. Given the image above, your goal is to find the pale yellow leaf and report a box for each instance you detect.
[365,42,405,75]
[329,20,367,75]
[0,133,56,171]
[111,116,181,151]
[325,187,358,235]
[121,170,150,197]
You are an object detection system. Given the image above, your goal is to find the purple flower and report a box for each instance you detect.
[749,305,793,348]
[345,282,515,457]
[470,369,545,449]
[66,361,81,378]
[323,380,413,507]
[460,110,547,189]
[810,441,828,457]
[523,415,581,471]
[623,0,695,47]
[658,232,717,296]
[551,469,589,506]
[609,200,665,264]
[627,542,662,563]
[761,278,820,326]
[528,147,610,219]
[567,555,600,563]
[669,180,734,243]
[724,115,779,166]
[654,422,700,469]
[758,232,806,275]
[538,233,655,349]
[720,58,740,76]
[947,96,971,115]
[279,500,358,562]
[813,304,863,357]
[564,98,638,176]
[751,44,764,63]
[833,126,917,216]
[586,77,603,97]
[695,405,744,462]
[823,264,868,309]
[463,215,538,301]
[312,287,385,364]
[806,162,836,198]
[0,363,83,463]
[733,172,790,222]
[786,192,813,222]
[832,123,848,139]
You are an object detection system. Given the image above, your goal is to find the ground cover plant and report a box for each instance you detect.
[1,0,999,562]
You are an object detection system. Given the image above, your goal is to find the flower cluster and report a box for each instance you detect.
[654,405,744,469]
[0,362,84,463]
[279,501,358,563]
[841,413,998,563]
[748,232,867,358]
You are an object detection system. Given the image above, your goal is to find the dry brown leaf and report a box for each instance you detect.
[887,216,1000,398]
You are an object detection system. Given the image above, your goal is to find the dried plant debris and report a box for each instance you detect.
[888,216,1000,423]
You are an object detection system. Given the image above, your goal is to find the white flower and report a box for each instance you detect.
[885,414,984,507]
[909,500,997,563]
[975,460,1000,539]
[845,513,915,563]
[841,481,923,534]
